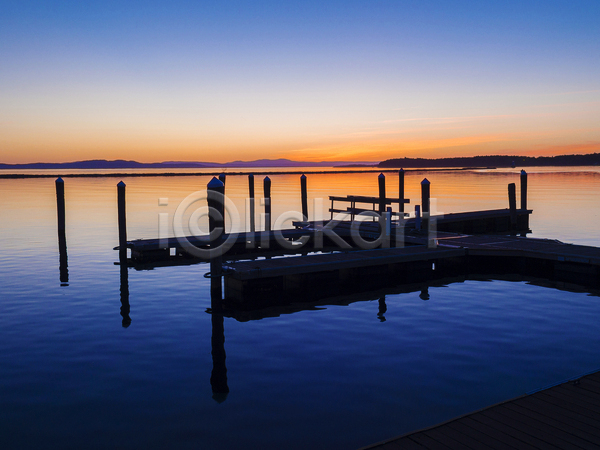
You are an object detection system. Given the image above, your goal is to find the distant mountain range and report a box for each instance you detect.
[0,158,377,170]
[379,153,600,168]
[3,153,600,171]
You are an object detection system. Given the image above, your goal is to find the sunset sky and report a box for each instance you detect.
[1,1,599,164]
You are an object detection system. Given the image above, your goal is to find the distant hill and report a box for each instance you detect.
[378,153,600,168]
[0,158,377,170]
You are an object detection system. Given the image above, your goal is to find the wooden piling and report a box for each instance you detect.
[264,176,271,232]
[520,170,528,210]
[218,173,226,187]
[55,177,68,285]
[208,177,225,308]
[508,182,517,228]
[399,168,405,213]
[117,181,127,260]
[378,173,386,214]
[421,178,430,232]
[248,174,255,233]
[301,174,308,221]
[56,177,66,234]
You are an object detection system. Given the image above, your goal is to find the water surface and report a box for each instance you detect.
[1,167,599,449]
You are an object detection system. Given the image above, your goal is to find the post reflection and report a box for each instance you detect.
[210,311,229,403]
[377,296,387,322]
[119,262,131,328]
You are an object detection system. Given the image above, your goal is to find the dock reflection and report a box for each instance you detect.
[210,311,229,402]
[119,262,132,328]
[377,297,387,322]
[117,265,600,402]
[58,229,69,286]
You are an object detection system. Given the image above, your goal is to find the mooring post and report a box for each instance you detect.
[520,170,528,210]
[378,173,386,214]
[263,176,271,232]
[248,174,255,235]
[55,177,68,285]
[117,181,127,261]
[208,174,229,396]
[301,174,308,221]
[384,206,392,248]
[208,177,225,309]
[399,168,405,213]
[415,205,421,230]
[56,177,66,235]
[508,182,517,230]
[421,178,430,233]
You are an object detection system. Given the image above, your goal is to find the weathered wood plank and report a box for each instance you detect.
[225,247,464,280]
[459,415,540,450]
[491,404,585,450]
[362,371,600,450]
[499,402,599,448]
[477,408,564,449]
[407,432,454,450]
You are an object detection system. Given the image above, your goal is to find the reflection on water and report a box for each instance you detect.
[1,167,600,449]
[119,262,131,328]
[377,297,387,322]
[210,312,229,403]
[58,229,68,285]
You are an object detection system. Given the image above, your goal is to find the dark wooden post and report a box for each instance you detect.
[378,173,386,214]
[248,174,255,233]
[399,168,405,213]
[421,178,430,232]
[520,170,528,210]
[263,176,271,232]
[218,173,226,187]
[508,182,517,230]
[384,206,392,248]
[117,181,127,261]
[207,177,225,308]
[55,177,68,285]
[56,177,66,235]
[415,205,421,230]
[300,174,308,221]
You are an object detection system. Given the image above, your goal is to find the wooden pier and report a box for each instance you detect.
[222,233,600,307]
[106,170,599,310]
[120,208,532,264]
[361,369,600,450]
[115,170,531,265]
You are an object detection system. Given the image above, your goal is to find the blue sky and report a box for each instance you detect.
[1,0,599,163]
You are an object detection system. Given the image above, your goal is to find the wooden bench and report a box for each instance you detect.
[328,195,410,220]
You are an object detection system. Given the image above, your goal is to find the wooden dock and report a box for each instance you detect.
[361,369,600,450]
[118,208,532,264]
[223,233,600,307]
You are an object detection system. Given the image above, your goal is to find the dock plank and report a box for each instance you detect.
[477,408,563,449]
[225,246,465,280]
[361,371,600,450]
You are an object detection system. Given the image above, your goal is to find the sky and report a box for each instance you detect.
[1,0,599,164]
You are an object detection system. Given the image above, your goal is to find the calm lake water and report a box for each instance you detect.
[1,167,599,449]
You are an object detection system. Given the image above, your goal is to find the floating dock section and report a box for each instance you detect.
[223,234,600,308]
[362,369,600,450]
